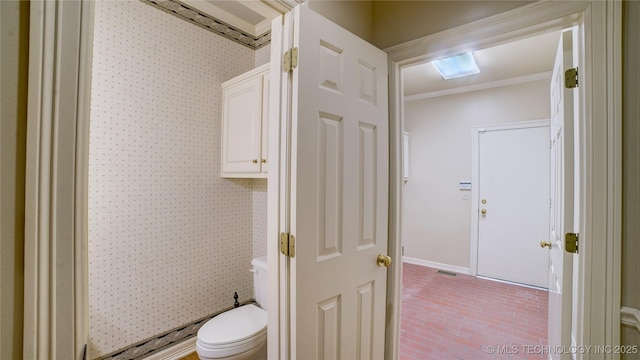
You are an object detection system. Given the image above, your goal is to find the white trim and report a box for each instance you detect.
[141,338,196,360]
[77,0,95,354]
[403,257,471,276]
[469,119,550,277]
[404,71,552,102]
[261,0,303,14]
[24,0,94,358]
[385,56,403,360]
[621,307,640,332]
[267,12,288,360]
[385,2,587,62]
[476,275,548,291]
[387,1,621,358]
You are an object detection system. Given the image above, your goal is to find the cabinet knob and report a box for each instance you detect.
[261,159,267,163]
[252,159,258,164]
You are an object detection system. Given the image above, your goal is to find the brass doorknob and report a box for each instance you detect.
[480,209,487,215]
[252,159,258,164]
[540,241,552,249]
[376,254,392,268]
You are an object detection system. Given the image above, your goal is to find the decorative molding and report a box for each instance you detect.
[404,71,552,102]
[403,256,471,275]
[621,307,640,332]
[141,0,271,50]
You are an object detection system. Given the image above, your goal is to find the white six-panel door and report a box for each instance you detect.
[286,5,389,359]
[548,29,576,360]
[477,124,550,288]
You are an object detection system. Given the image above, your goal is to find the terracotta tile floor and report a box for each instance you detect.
[400,263,548,360]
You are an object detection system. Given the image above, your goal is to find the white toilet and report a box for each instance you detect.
[196,256,268,360]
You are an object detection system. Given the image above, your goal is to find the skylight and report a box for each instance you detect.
[432,52,480,79]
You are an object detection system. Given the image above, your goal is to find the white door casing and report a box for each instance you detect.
[476,123,550,288]
[548,29,577,360]
[388,3,621,356]
[277,5,389,359]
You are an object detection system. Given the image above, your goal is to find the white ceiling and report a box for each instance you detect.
[403,30,562,99]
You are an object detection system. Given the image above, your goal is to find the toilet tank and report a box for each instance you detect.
[251,256,268,311]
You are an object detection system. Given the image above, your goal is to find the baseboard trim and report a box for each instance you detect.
[142,337,196,360]
[621,306,640,332]
[402,257,470,275]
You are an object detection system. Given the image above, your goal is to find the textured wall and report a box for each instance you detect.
[252,45,270,260]
[255,45,271,68]
[252,179,268,259]
[88,1,258,357]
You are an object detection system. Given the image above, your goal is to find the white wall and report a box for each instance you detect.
[88,1,263,357]
[402,79,550,270]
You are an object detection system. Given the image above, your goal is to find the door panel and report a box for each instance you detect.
[286,5,389,359]
[548,29,576,360]
[477,125,550,288]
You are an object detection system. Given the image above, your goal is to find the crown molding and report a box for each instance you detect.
[141,0,271,50]
[404,71,551,102]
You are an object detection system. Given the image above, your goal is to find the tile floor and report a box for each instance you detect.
[400,263,548,360]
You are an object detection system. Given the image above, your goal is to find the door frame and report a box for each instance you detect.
[469,119,550,279]
[387,1,621,358]
[23,0,94,358]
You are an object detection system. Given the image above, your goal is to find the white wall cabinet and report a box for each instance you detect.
[221,63,269,178]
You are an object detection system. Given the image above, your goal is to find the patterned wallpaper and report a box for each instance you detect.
[252,46,270,259]
[255,45,271,67]
[252,179,268,259]
[88,1,267,357]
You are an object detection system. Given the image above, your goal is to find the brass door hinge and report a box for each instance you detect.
[283,47,298,72]
[565,67,578,88]
[565,233,579,253]
[280,232,296,258]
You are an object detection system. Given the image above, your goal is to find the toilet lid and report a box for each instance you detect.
[198,304,267,347]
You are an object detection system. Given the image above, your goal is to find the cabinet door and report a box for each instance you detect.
[222,76,262,176]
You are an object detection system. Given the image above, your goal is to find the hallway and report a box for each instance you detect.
[400,263,548,360]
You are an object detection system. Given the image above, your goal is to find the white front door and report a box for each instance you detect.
[273,5,390,359]
[477,124,550,288]
[547,29,577,360]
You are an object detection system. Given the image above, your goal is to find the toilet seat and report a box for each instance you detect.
[196,304,267,359]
